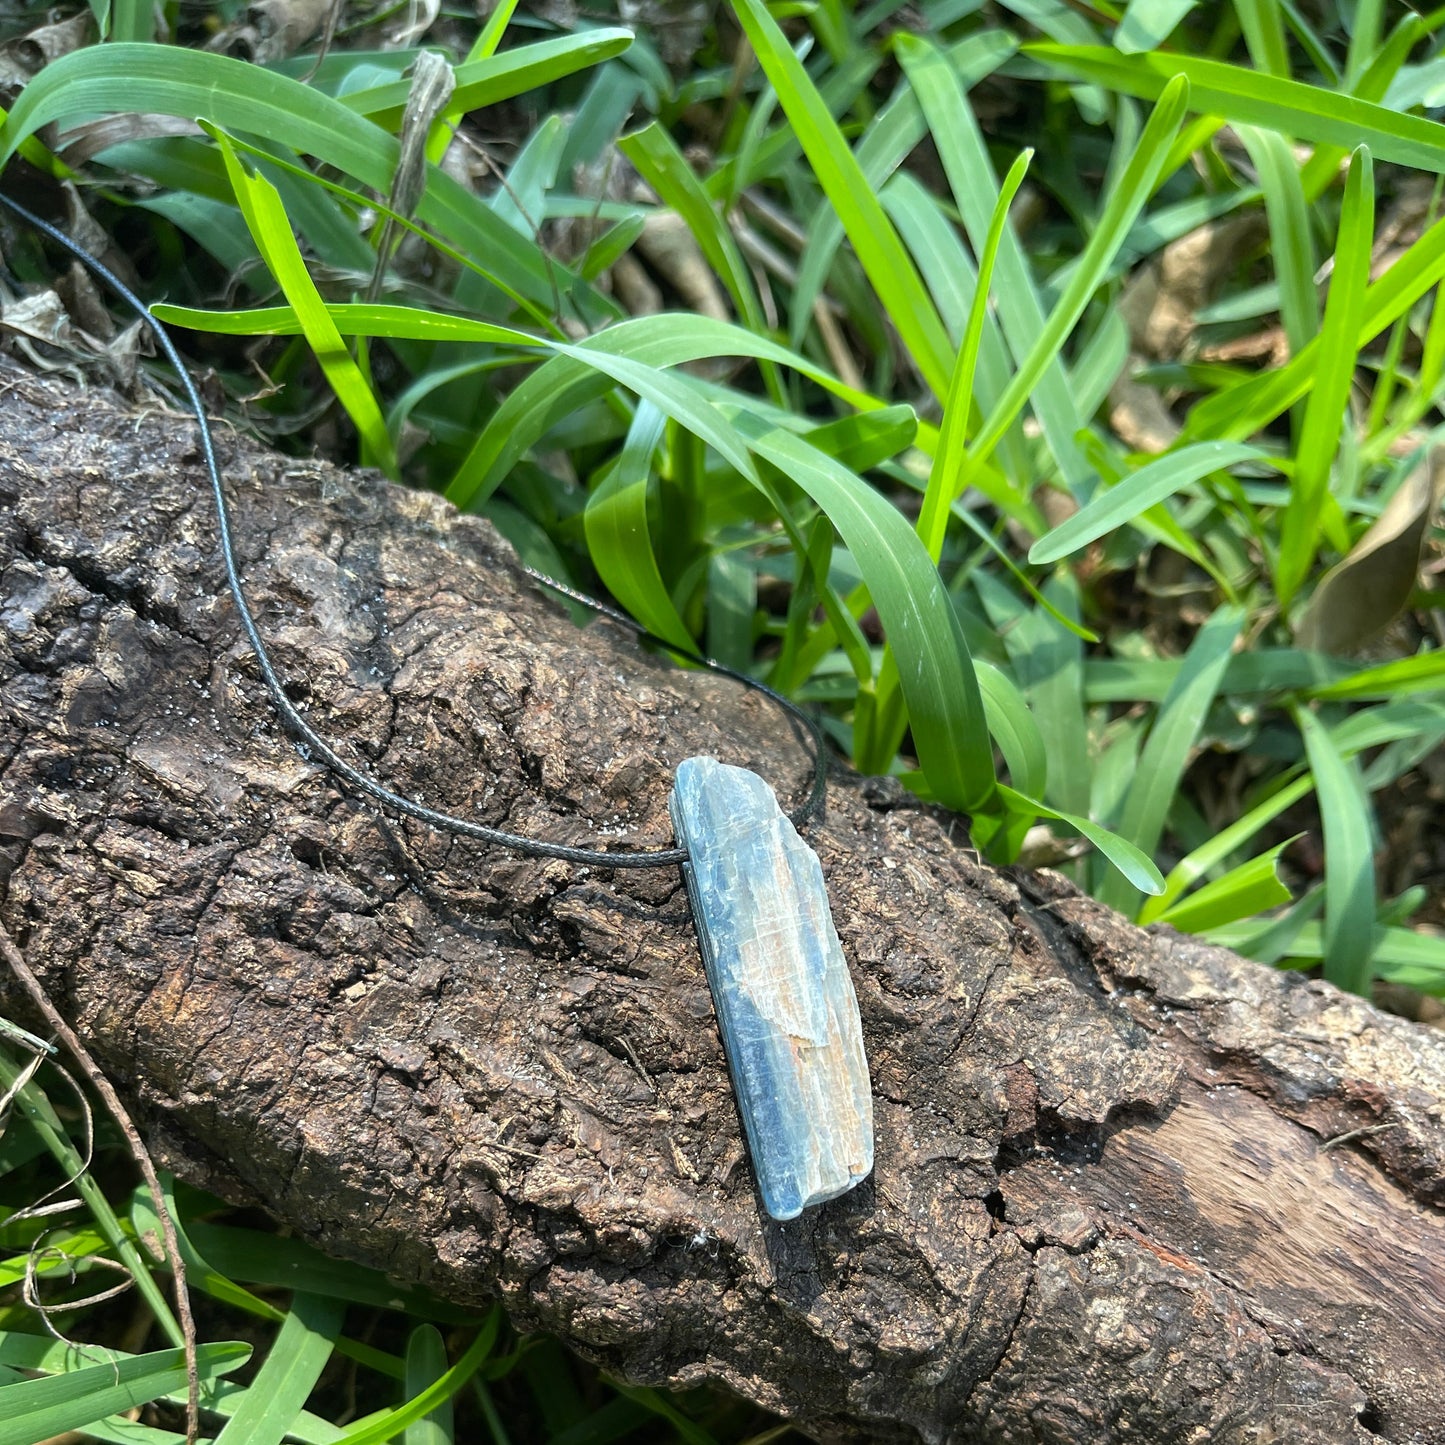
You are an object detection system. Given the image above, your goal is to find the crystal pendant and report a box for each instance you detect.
[669,756,873,1221]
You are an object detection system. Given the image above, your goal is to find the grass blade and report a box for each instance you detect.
[1235,124,1318,353]
[730,0,954,398]
[992,572,1092,817]
[998,785,1166,894]
[880,174,1024,474]
[214,1293,346,1445]
[583,400,696,653]
[1303,650,1445,701]
[1116,0,1198,55]
[977,661,1048,798]
[1235,0,1290,76]
[918,148,1034,559]
[1294,704,1378,994]
[212,128,398,477]
[1139,773,1315,923]
[617,120,768,335]
[1097,603,1245,915]
[969,75,1191,473]
[405,1325,454,1445]
[1026,43,1445,173]
[1184,208,1445,445]
[1029,442,1267,563]
[329,1314,500,1445]
[1154,838,1297,932]
[1277,146,1374,609]
[786,84,927,354]
[896,33,1090,490]
[0,1344,250,1445]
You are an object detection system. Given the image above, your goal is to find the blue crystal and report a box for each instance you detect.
[670,756,873,1221]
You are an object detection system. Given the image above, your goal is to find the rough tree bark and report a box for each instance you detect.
[1,356,1442,1444]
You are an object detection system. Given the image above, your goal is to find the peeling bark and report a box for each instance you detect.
[0,358,1442,1444]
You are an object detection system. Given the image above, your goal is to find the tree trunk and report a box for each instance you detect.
[1,356,1441,1444]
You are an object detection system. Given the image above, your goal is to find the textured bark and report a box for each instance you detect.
[1,356,1442,1444]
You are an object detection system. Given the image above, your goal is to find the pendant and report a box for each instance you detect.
[669,756,873,1221]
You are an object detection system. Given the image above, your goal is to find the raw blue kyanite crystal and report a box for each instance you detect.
[669,756,873,1221]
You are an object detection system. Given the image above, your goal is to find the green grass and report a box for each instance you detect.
[0,1034,771,1443]
[2,0,1445,1436]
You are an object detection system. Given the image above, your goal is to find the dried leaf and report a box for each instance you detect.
[618,0,712,69]
[1295,451,1445,654]
[1109,358,1182,454]
[56,259,115,340]
[389,50,455,222]
[636,210,730,322]
[0,11,94,78]
[1118,214,1264,360]
[247,0,332,61]
[58,113,203,166]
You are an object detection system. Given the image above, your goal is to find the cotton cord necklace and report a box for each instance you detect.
[0,187,874,1222]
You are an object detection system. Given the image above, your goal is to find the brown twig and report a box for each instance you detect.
[0,921,200,1443]
[1319,1122,1401,1152]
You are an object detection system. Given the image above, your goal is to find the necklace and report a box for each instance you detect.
[0,188,874,1223]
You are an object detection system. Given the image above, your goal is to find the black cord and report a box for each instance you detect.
[0,189,828,869]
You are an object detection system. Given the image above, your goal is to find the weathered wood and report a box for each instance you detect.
[0,356,1441,1443]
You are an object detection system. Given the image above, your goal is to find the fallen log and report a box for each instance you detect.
[0,355,1442,1444]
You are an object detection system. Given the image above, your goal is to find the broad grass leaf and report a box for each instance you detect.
[1295,704,1378,993]
[440,313,873,509]
[338,30,633,129]
[213,1295,345,1445]
[730,416,997,813]
[1029,442,1267,563]
[0,1344,250,1445]
[1097,603,1245,916]
[584,401,696,655]
[0,43,582,307]
[1026,43,1445,172]
[212,128,398,476]
[1276,146,1374,609]
[1153,839,1297,932]
[731,0,954,398]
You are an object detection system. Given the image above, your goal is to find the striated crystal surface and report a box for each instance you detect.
[670,756,873,1221]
